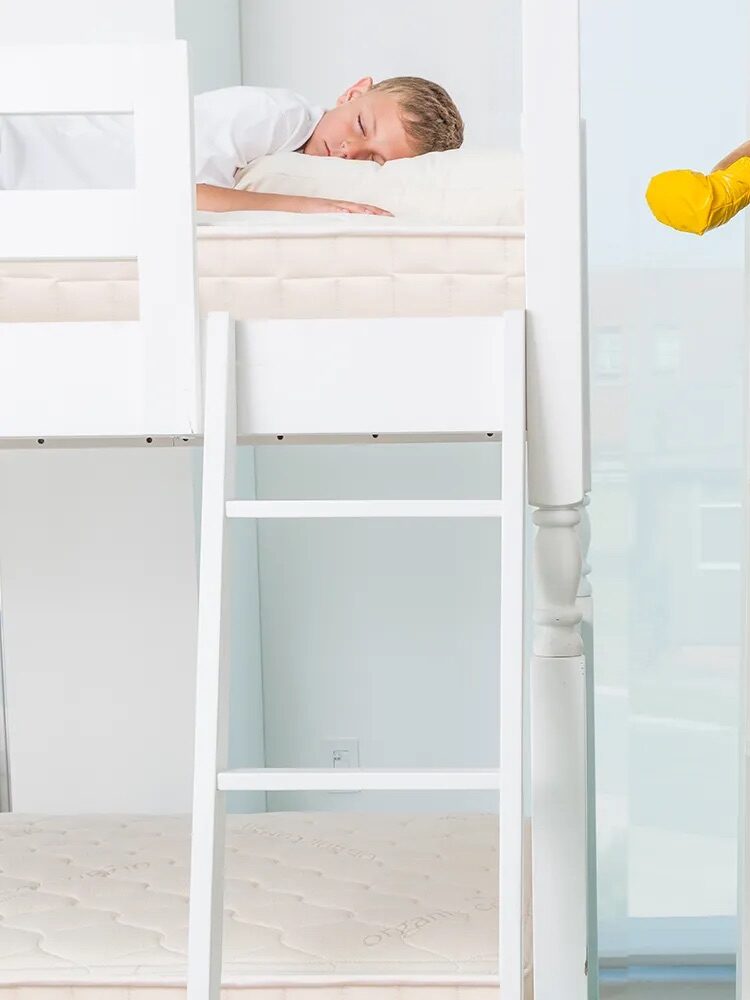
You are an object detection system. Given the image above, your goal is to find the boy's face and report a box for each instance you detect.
[302,78,416,165]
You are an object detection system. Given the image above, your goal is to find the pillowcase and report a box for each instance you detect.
[233,149,524,226]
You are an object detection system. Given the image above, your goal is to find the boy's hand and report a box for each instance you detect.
[287,195,393,216]
[713,140,750,172]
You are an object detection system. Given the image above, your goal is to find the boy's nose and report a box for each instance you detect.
[339,139,367,160]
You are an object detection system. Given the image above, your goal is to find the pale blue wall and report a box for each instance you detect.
[176,0,241,93]
[239,0,521,148]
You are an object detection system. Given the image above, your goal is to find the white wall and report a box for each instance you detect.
[240,0,522,148]
[0,0,176,42]
[0,449,198,813]
[0,0,241,94]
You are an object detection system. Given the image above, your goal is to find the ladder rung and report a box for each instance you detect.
[226,500,503,519]
[218,767,500,792]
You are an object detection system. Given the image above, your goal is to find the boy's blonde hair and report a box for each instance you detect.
[371,77,464,155]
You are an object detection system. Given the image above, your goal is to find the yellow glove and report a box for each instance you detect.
[646,156,750,235]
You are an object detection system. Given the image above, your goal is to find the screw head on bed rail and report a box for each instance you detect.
[36,438,44,445]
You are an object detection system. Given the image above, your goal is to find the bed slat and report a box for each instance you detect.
[0,44,138,113]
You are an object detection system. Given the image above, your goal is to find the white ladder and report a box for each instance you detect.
[187,310,528,998]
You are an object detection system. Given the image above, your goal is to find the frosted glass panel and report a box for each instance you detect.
[582,0,745,968]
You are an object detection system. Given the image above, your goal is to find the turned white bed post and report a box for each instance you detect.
[523,1,595,999]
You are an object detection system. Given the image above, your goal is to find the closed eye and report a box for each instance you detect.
[358,114,366,136]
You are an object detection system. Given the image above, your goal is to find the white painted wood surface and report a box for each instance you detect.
[218,768,501,792]
[232,316,506,438]
[0,44,145,113]
[187,313,236,1000]
[578,497,599,1000]
[133,43,201,431]
[530,500,589,1000]
[0,311,514,443]
[0,322,147,437]
[523,0,587,508]
[0,192,138,259]
[530,499,590,999]
[499,309,527,1000]
[0,41,199,438]
[226,500,504,518]
[531,652,589,998]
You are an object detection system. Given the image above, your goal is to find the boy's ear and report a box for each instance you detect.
[336,76,374,105]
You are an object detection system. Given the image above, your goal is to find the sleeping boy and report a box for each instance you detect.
[196,76,464,214]
[0,76,464,216]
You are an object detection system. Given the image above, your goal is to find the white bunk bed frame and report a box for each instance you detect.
[0,3,595,999]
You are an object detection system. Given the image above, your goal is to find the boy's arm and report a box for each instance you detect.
[196,184,392,216]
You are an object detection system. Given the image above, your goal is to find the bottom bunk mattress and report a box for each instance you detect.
[0,811,531,998]
[0,212,525,323]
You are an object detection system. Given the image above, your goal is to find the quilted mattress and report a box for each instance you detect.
[0,811,532,998]
[0,212,525,323]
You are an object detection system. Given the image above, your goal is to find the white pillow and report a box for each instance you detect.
[233,149,524,226]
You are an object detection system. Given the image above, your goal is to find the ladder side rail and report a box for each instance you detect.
[187,312,236,1000]
[499,310,527,1000]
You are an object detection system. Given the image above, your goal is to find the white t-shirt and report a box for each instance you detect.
[0,86,324,190]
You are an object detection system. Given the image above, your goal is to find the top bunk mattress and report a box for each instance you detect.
[0,811,531,998]
[0,212,525,323]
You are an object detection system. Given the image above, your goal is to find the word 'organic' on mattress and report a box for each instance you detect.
[0,811,532,998]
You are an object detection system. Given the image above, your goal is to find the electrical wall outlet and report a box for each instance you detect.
[323,738,360,792]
